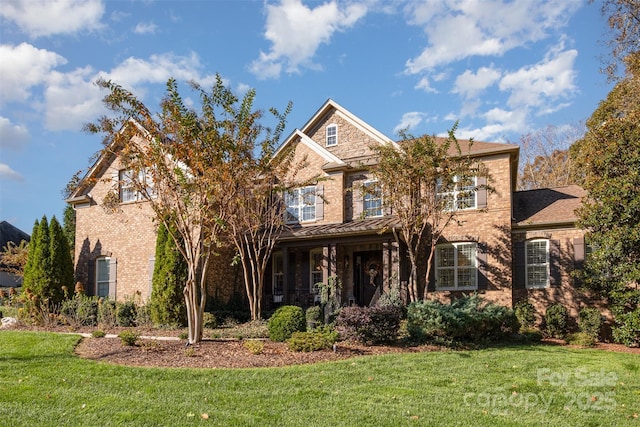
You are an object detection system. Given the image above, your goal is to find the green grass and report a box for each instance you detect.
[1,331,639,426]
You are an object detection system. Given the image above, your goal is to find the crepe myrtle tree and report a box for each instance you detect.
[86,75,295,343]
[369,124,491,302]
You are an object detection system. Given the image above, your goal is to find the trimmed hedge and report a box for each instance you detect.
[268,305,306,342]
[544,303,569,339]
[335,305,402,345]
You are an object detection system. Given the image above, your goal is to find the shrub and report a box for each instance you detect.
[306,306,322,330]
[203,312,218,329]
[287,328,338,352]
[118,329,139,346]
[244,340,265,355]
[544,304,569,339]
[335,305,402,345]
[566,331,596,347]
[268,305,306,342]
[377,281,404,311]
[97,299,117,327]
[578,307,602,340]
[116,300,137,327]
[61,295,98,327]
[407,294,518,345]
[612,309,640,347]
[514,300,536,329]
[135,303,153,328]
[91,330,106,338]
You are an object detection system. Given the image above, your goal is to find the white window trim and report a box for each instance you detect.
[525,239,549,289]
[326,124,337,147]
[435,242,478,290]
[285,186,316,223]
[310,248,323,293]
[363,180,383,218]
[96,256,111,297]
[437,175,477,211]
[119,168,154,203]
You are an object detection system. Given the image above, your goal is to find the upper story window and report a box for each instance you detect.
[326,124,337,147]
[363,180,383,217]
[526,239,549,288]
[437,175,476,210]
[285,186,316,223]
[119,169,153,203]
[435,242,478,290]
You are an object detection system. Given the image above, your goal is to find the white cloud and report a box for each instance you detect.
[0,116,30,150]
[250,0,368,79]
[393,111,431,134]
[415,76,437,93]
[0,0,105,38]
[499,45,578,110]
[0,163,23,182]
[453,66,502,98]
[404,0,581,74]
[134,22,158,35]
[0,43,66,103]
[43,52,218,131]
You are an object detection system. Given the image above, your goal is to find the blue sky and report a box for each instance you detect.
[0,0,612,235]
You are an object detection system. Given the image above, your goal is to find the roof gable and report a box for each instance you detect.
[513,185,585,226]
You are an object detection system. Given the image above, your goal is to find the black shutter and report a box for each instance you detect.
[477,242,488,290]
[87,259,96,296]
[514,241,525,289]
[573,237,585,286]
[549,240,561,287]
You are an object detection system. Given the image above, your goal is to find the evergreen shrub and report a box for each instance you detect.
[544,303,569,339]
[267,305,306,342]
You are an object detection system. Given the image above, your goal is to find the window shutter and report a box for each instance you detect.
[549,240,561,287]
[353,186,363,220]
[477,242,488,290]
[87,259,96,296]
[315,185,324,221]
[476,176,487,209]
[148,257,155,297]
[108,258,117,299]
[514,241,525,289]
[573,237,585,286]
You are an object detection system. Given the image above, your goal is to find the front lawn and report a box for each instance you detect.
[0,331,638,426]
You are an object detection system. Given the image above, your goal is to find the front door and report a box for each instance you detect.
[353,251,383,306]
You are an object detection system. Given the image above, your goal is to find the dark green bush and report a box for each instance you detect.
[116,300,137,327]
[118,329,139,346]
[203,312,218,329]
[335,305,402,345]
[612,309,640,347]
[306,306,322,330]
[407,294,518,345]
[287,328,338,352]
[514,300,536,329]
[544,303,569,339]
[578,307,602,339]
[566,331,596,347]
[268,305,306,342]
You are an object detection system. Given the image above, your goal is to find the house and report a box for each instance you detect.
[0,221,30,287]
[67,99,596,318]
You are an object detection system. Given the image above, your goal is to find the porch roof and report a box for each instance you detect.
[280,217,398,242]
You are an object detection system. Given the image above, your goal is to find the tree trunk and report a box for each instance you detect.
[423,243,436,300]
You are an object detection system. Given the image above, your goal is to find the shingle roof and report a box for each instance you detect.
[280,217,397,241]
[513,185,585,226]
[0,221,30,250]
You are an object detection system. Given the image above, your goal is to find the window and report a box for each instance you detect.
[435,242,477,289]
[526,239,549,288]
[285,186,316,223]
[310,249,323,292]
[437,176,476,210]
[363,180,383,217]
[96,257,111,297]
[119,169,153,203]
[326,124,337,146]
[272,252,284,296]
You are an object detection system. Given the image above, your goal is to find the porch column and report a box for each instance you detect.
[282,246,289,304]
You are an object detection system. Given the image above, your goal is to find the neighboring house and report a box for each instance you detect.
[0,221,30,287]
[67,99,595,318]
